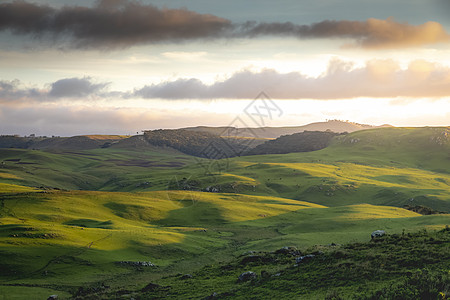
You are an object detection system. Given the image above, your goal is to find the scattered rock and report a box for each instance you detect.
[295,254,315,264]
[205,186,219,193]
[9,232,60,239]
[118,261,155,267]
[47,295,58,300]
[274,246,300,256]
[238,271,257,282]
[403,204,446,215]
[371,230,386,239]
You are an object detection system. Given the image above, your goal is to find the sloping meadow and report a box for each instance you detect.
[0,127,449,298]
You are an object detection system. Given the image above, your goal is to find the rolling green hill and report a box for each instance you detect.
[0,185,448,299]
[0,126,449,299]
[0,135,128,151]
[0,147,198,191]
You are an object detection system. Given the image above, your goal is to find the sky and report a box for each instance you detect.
[0,0,449,136]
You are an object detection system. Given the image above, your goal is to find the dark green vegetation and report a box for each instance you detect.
[143,129,265,158]
[0,126,449,299]
[85,227,450,299]
[245,131,344,155]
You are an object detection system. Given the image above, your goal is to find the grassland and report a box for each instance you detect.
[123,228,450,299]
[0,127,449,299]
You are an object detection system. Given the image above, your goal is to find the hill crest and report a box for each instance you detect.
[182,120,392,139]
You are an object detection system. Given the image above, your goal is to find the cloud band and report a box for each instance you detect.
[0,0,448,49]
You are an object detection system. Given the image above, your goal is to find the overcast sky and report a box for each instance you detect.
[0,0,449,136]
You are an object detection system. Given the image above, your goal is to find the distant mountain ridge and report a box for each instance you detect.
[183,120,392,139]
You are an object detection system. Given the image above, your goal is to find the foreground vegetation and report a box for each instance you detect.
[89,227,450,299]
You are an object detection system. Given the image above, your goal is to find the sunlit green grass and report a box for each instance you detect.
[0,127,449,298]
[0,186,448,297]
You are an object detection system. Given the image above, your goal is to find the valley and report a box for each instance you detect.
[0,126,449,299]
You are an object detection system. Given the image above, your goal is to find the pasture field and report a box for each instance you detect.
[0,127,449,298]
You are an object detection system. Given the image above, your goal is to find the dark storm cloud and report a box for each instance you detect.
[0,0,232,49]
[49,77,109,98]
[0,1,448,49]
[241,18,450,49]
[134,59,450,100]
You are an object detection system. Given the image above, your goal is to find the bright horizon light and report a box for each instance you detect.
[0,0,449,135]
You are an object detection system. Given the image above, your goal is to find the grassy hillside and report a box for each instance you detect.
[0,147,197,191]
[0,185,448,299]
[0,135,128,151]
[0,126,449,299]
[1,128,449,212]
[114,227,450,299]
[226,127,450,210]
